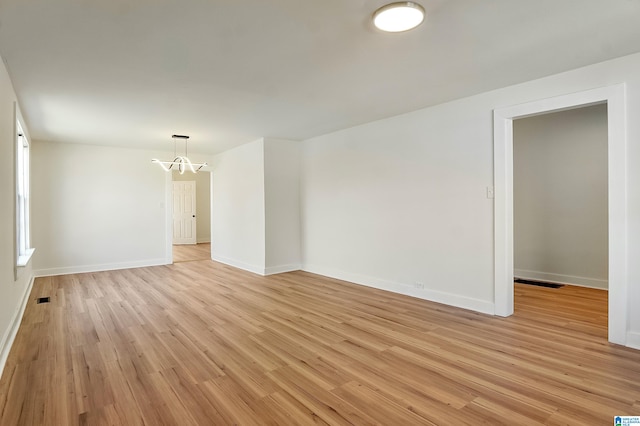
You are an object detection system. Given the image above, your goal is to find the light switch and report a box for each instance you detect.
[486,186,495,199]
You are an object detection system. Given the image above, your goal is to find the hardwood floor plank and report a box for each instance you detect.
[207,325,287,373]
[200,376,264,426]
[333,380,437,425]
[257,391,332,426]
[160,366,228,426]
[333,360,479,425]
[386,344,562,414]
[2,262,640,425]
[101,362,146,426]
[173,243,211,263]
[267,366,379,426]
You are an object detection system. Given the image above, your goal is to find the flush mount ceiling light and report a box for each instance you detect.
[152,134,208,174]
[373,2,425,32]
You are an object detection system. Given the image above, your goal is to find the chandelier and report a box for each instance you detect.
[152,134,208,174]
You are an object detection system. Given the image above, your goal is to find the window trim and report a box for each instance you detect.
[15,118,34,268]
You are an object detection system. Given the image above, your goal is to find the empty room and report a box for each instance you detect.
[2,1,640,425]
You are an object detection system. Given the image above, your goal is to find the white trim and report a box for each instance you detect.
[15,112,33,271]
[264,264,301,275]
[627,332,640,351]
[303,264,495,315]
[212,255,266,276]
[493,83,628,345]
[514,269,608,290]
[16,247,35,267]
[34,258,167,277]
[209,171,214,256]
[0,274,35,380]
[164,172,174,264]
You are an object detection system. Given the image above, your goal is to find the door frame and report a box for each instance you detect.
[164,173,173,263]
[493,83,628,345]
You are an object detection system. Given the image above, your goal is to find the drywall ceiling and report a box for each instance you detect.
[1,0,640,154]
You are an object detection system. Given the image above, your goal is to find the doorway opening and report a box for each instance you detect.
[512,104,609,335]
[493,84,628,345]
[513,104,608,289]
[167,170,212,264]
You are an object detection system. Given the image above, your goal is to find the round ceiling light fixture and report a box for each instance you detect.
[373,2,425,32]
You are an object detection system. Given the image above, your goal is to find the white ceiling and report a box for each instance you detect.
[1,0,640,154]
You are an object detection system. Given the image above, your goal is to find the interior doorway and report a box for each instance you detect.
[169,170,212,263]
[513,104,608,290]
[512,104,609,336]
[493,84,628,346]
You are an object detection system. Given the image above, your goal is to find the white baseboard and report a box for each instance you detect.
[211,255,266,276]
[196,238,211,244]
[211,256,300,277]
[302,264,495,315]
[34,258,168,277]
[514,269,608,289]
[264,264,301,276]
[0,274,35,380]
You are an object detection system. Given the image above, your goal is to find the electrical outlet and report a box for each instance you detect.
[415,282,425,290]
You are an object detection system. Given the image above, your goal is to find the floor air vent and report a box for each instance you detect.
[514,278,564,289]
[36,297,51,304]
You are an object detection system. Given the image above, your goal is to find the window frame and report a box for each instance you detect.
[16,118,34,267]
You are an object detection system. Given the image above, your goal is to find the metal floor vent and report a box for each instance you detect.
[514,278,564,289]
[36,297,50,304]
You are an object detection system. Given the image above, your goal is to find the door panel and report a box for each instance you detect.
[173,181,197,244]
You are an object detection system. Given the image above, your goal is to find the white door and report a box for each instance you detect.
[173,181,197,244]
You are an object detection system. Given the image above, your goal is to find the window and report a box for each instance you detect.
[16,120,33,266]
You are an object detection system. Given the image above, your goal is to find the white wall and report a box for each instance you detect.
[211,138,301,275]
[301,100,495,313]
[31,141,169,275]
[513,104,608,289]
[211,139,266,273]
[264,138,301,274]
[301,52,640,343]
[173,170,211,243]
[0,57,34,377]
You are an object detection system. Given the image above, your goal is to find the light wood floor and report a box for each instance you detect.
[173,243,211,263]
[1,261,639,425]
